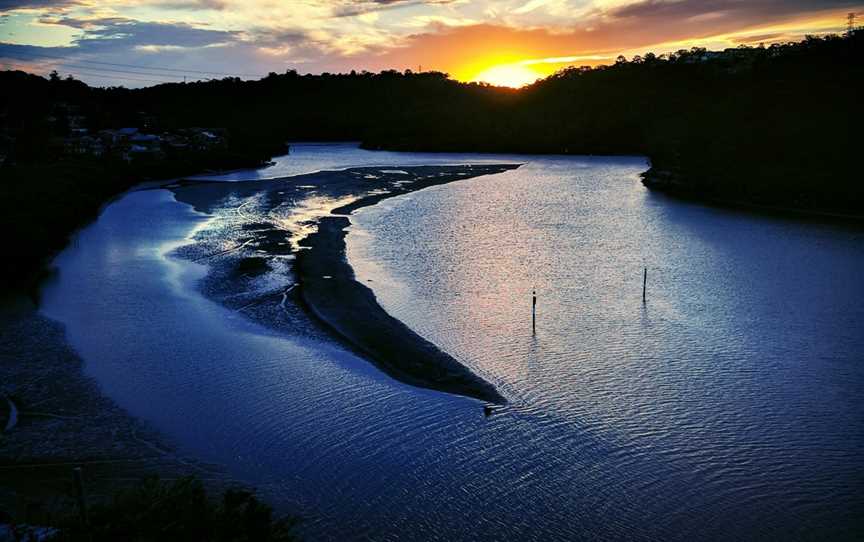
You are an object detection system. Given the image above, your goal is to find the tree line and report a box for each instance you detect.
[0,32,861,289]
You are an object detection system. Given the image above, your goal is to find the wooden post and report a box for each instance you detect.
[532,290,537,334]
[642,267,647,303]
[73,467,90,530]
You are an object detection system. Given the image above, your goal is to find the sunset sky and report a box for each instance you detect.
[0,0,860,87]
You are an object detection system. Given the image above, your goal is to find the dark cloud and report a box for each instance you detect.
[609,0,864,21]
[0,15,324,85]
[0,42,93,72]
[47,17,241,49]
[0,0,78,12]
[47,16,124,29]
[154,0,228,11]
[253,28,313,47]
[0,41,74,60]
[729,32,795,44]
[0,40,279,84]
[0,0,227,12]
[331,0,456,18]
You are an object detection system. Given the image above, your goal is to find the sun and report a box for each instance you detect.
[472,63,542,88]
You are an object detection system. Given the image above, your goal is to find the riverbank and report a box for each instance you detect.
[168,164,518,404]
[296,166,518,404]
[0,295,229,524]
[0,159,515,527]
[0,153,274,528]
[0,153,272,295]
[641,167,864,223]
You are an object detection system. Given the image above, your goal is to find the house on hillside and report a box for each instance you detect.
[65,135,104,157]
[187,128,227,152]
[61,125,228,162]
[128,132,164,161]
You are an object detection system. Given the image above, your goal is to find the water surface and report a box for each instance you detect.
[41,144,864,540]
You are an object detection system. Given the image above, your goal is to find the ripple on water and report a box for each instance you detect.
[346,157,864,540]
[39,146,864,541]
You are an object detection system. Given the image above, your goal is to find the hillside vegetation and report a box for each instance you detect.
[1,32,861,289]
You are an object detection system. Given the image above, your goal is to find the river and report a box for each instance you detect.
[39,143,864,540]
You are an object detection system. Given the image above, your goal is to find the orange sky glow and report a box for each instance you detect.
[375,9,859,86]
[0,1,860,87]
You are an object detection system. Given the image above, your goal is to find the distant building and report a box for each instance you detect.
[163,133,190,151]
[130,133,161,145]
[65,135,104,157]
[184,127,227,151]
[61,124,228,162]
[128,133,164,161]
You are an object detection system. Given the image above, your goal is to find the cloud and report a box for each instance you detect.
[2,0,859,87]
[608,0,864,21]
[45,16,241,49]
[0,0,230,13]
[0,39,280,82]
[728,32,794,44]
[0,0,79,11]
[331,0,458,18]
[155,0,229,10]
[324,0,857,79]
[512,0,556,15]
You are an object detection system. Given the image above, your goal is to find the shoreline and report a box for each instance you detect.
[1,157,515,529]
[0,296,231,523]
[0,154,277,525]
[294,165,520,405]
[168,164,519,405]
[0,153,272,298]
[641,168,864,223]
[297,216,504,404]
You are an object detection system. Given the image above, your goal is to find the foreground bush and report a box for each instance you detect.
[50,476,298,542]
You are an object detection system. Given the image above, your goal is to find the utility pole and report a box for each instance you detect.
[642,267,647,303]
[848,13,857,35]
[532,289,537,334]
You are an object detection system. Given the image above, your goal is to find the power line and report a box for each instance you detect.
[3,57,191,80]
[0,47,263,78]
[1,61,177,84]
[0,53,226,84]
[0,49,210,81]
[1,48,261,78]
[2,61,177,83]
[52,70,172,85]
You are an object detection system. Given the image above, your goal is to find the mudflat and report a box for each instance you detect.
[169,164,520,404]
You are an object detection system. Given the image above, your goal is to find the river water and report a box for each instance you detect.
[40,143,864,540]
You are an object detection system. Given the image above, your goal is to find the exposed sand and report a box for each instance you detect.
[0,163,519,523]
[169,164,520,404]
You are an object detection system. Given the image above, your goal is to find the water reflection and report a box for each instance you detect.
[348,156,864,540]
[271,194,359,250]
[39,145,864,541]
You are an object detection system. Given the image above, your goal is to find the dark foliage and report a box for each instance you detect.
[49,476,298,542]
[0,32,861,291]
